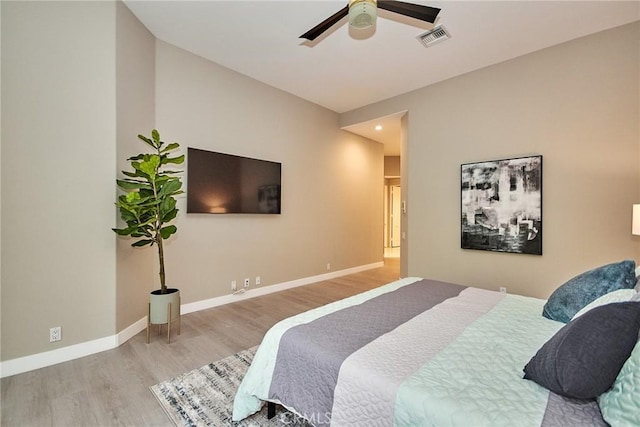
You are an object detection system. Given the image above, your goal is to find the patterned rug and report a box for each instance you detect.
[150,347,311,426]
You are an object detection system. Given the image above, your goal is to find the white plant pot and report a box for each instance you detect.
[147,288,180,343]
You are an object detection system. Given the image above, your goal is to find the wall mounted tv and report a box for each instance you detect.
[187,147,281,214]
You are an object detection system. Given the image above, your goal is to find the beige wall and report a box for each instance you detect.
[384,156,400,177]
[342,22,640,298]
[0,1,383,363]
[154,41,384,305]
[115,2,157,331]
[6,1,635,366]
[1,1,117,360]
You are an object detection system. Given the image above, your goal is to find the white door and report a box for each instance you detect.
[391,185,401,247]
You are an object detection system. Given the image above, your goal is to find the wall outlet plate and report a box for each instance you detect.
[244,278,250,288]
[255,276,261,285]
[50,326,61,342]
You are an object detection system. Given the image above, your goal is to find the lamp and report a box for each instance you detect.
[633,204,640,235]
[349,0,377,29]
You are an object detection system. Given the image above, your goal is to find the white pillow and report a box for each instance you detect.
[571,289,638,320]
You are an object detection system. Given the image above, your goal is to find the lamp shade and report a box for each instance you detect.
[349,0,377,29]
[633,205,640,235]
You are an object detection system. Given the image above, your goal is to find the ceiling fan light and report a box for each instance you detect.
[349,0,377,29]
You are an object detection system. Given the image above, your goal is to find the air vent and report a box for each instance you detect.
[417,25,450,47]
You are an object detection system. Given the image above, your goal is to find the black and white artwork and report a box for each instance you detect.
[461,155,542,255]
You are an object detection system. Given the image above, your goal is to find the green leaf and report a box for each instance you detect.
[132,239,154,247]
[125,192,141,203]
[119,176,149,184]
[160,142,180,153]
[131,161,144,175]
[122,170,142,178]
[160,198,178,221]
[160,195,177,209]
[137,134,155,150]
[138,155,160,179]
[138,187,154,196]
[162,207,178,223]
[112,227,131,236]
[151,129,160,146]
[159,179,182,196]
[162,155,185,165]
[160,225,177,239]
[118,209,137,222]
[116,179,149,191]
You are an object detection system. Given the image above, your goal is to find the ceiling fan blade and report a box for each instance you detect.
[378,1,441,23]
[300,5,349,41]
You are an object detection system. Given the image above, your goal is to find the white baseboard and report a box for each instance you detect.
[0,335,117,378]
[181,261,384,314]
[117,316,148,346]
[0,261,383,378]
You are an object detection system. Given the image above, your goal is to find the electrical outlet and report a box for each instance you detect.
[244,278,250,288]
[499,287,507,294]
[231,280,237,291]
[255,276,261,286]
[326,263,331,270]
[50,326,61,342]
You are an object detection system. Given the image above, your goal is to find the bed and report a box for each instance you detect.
[232,268,640,426]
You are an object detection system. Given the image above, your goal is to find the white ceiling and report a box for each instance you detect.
[124,1,639,155]
[342,111,405,155]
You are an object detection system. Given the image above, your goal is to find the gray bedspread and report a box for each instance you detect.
[268,280,466,424]
[233,277,606,426]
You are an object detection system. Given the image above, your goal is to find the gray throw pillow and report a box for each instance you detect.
[542,260,636,323]
[524,301,640,400]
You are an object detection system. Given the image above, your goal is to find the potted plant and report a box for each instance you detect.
[113,129,184,343]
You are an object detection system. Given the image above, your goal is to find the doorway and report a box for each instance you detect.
[384,180,401,259]
[341,112,405,263]
[390,185,401,247]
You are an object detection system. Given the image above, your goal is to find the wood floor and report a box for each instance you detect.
[1,258,400,426]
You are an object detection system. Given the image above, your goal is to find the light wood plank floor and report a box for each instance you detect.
[1,259,400,426]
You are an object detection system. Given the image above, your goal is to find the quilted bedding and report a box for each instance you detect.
[232,277,606,426]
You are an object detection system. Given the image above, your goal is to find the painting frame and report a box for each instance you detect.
[461,155,542,255]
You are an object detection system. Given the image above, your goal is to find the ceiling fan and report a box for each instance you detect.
[300,0,441,41]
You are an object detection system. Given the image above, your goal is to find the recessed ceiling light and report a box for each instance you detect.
[375,125,383,131]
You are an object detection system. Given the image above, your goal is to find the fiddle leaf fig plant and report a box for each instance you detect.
[113,130,184,294]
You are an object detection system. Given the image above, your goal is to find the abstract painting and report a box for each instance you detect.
[461,155,542,255]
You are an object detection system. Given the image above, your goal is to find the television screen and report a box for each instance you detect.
[187,147,281,214]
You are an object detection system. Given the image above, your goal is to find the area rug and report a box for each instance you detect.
[150,346,311,426]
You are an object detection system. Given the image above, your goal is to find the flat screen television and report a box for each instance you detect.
[187,147,281,214]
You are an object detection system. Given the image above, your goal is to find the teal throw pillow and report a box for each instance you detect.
[542,260,636,323]
[599,340,640,426]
